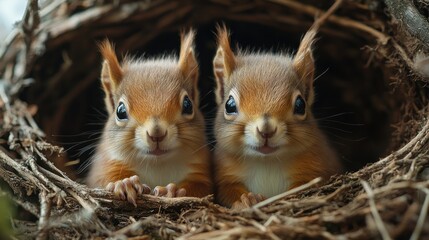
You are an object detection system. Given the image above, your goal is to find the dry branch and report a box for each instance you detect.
[384,0,429,47]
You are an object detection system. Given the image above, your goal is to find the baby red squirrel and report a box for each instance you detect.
[87,30,212,205]
[212,26,342,209]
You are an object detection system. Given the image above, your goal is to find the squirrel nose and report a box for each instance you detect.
[257,127,277,139]
[147,130,167,143]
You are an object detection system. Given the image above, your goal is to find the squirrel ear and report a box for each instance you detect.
[178,30,199,103]
[213,25,236,105]
[292,29,316,105]
[99,40,123,113]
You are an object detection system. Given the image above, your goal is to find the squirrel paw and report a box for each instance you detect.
[106,175,151,207]
[153,183,186,198]
[232,192,266,210]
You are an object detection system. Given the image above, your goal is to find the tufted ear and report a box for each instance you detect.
[99,40,123,113]
[178,29,200,104]
[292,29,317,105]
[213,25,236,106]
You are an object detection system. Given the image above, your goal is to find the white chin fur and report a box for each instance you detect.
[243,146,277,156]
[243,148,265,157]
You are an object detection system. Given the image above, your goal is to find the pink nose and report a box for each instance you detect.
[147,130,167,143]
[257,127,276,139]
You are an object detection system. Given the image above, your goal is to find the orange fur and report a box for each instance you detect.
[287,134,341,189]
[177,150,213,197]
[87,159,137,187]
[216,181,248,207]
[213,27,342,208]
[214,155,249,207]
[87,31,212,199]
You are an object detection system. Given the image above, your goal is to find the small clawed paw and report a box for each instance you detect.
[153,183,186,198]
[232,192,266,210]
[106,175,151,207]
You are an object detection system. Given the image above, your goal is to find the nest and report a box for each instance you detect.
[0,0,429,239]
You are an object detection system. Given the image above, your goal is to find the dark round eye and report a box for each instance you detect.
[225,95,238,115]
[182,95,193,115]
[116,102,128,121]
[293,95,306,115]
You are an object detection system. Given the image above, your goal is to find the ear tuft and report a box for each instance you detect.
[98,39,123,113]
[292,29,317,104]
[213,24,236,105]
[178,29,200,102]
[98,40,123,88]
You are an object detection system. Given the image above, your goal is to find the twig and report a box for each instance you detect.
[39,0,67,18]
[111,219,146,237]
[0,83,11,111]
[391,201,420,238]
[396,118,429,157]
[313,0,343,28]
[33,147,69,181]
[361,181,392,240]
[268,0,427,74]
[0,163,31,195]
[249,220,281,240]
[38,167,100,207]
[24,152,64,197]
[0,150,48,192]
[48,5,112,38]
[36,191,51,240]
[65,189,93,212]
[24,110,45,138]
[269,0,389,44]
[264,215,281,227]
[21,0,41,78]
[384,0,429,47]
[404,158,417,179]
[390,39,418,77]
[253,177,322,209]
[410,188,429,240]
[353,118,429,180]
[362,181,429,200]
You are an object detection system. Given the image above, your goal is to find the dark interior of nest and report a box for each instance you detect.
[20,20,406,180]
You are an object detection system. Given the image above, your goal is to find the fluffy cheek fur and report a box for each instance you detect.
[285,120,319,154]
[215,115,245,155]
[175,117,206,152]
[105,119,137,162]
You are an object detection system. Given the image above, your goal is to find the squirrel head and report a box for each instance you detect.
[213,25,318,157]
[98,30,203,160]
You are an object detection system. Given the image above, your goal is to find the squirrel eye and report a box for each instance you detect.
[182,95,193,115]
[225,95,238,115]
[293,95,306,115]
[116,102,128,121]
